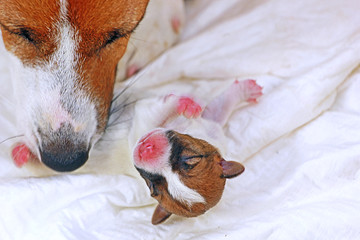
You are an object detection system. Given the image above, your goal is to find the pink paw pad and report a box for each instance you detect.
[171,16,181,34]
[177,97,202,118]
[11,143,31,168]
[236,79,263,103]
[126,64,140,78]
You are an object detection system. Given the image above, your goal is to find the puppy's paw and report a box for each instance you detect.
[171,16,182,34]
[234,79,263,103]
[177,97,202,118]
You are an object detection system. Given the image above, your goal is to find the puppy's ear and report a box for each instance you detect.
[220,160,245,178]
[152,204,172,225]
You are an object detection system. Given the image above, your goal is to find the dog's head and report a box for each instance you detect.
[133,129,245,224]
[0,0,149,172]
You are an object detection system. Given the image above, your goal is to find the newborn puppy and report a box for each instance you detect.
[132,79,263,224]
[134,129,245,224]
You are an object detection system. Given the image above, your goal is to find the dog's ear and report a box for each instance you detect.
[152,204,172,225]
[221,160,245,178]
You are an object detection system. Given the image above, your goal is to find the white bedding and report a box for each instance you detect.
[1,0,360,239]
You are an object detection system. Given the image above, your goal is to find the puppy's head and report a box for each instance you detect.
[0,0,149,172]
[133,129,245,225]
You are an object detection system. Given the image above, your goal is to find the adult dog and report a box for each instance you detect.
[0,0,150,172]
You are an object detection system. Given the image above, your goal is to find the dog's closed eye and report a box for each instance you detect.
[104,30,128,45]
[17,28,35,43]
[0,24,37,44]
[100,29,131,50]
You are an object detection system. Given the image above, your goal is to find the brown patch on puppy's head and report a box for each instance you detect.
[133,129,245,225]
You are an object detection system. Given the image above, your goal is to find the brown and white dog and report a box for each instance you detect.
[0,0,152,172]
[132,79,263,224]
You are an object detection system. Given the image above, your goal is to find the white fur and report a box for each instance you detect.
[7,0,97,157]
[162,167,205,206]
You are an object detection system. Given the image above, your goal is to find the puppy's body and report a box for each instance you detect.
[132,79,263,224]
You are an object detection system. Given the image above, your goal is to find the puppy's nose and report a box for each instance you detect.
[40,146,89,172]
[38,123,90,172]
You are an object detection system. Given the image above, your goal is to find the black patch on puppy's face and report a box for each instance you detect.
[165,130,185,172]
[165,130,213,174]
[136,167,165,183]
[135,167,166,197]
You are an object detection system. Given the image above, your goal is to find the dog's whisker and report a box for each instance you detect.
[110,99,137,115]
[107,111,134,129]
[111,86,129,104]
[95,134,128,143]
[108,97,132,120]
[0,134,25,145]
[103,58,156,141]
[112,83,132,104]
[112,72,144,103]
[109,67,149,119]
[106,117,133,129]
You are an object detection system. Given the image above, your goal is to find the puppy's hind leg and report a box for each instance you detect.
[202,79,263,126]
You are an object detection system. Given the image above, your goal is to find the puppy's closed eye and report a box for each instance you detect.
[180,155,203,170]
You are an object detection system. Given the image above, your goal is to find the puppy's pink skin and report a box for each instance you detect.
[134,130,168,167]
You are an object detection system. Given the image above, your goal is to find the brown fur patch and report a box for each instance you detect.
[0,0,149,132]
[0,0,60,64]
[152,131,227,218]
[67,0,149,131]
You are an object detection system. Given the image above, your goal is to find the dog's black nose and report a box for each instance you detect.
[40,147,89,172]
[38,123,90,172]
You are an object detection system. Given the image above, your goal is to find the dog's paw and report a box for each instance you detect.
[11,143,31,168]
[177,97,202,118]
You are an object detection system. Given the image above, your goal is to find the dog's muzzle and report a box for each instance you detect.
[38,123,90,172]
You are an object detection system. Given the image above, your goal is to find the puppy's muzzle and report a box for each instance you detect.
[38,123,90,172]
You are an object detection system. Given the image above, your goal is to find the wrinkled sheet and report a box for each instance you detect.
[1,0,360,239]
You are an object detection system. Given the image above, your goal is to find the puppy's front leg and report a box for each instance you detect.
[157,95,202,127]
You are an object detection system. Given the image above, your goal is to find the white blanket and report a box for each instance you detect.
[1,0,360,239]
